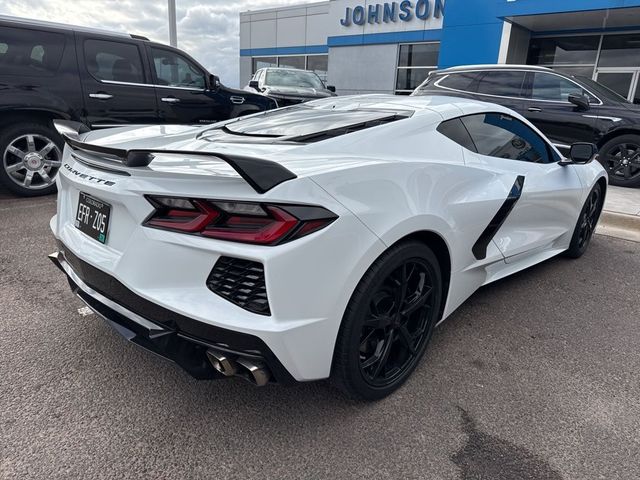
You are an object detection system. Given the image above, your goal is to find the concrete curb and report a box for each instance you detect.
[596,211,640,243]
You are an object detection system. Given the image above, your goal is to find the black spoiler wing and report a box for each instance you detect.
[53,120,297,194]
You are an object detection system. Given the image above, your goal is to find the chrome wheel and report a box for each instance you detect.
[2,134,62,191]
[359,259,435,387]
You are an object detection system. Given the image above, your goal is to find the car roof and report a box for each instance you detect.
[262,67,315,73]
[306,94,516,120]
[0,14,147,40]
[436,64,553,74]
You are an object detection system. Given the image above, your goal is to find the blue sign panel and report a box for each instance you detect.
[340,0,445,26]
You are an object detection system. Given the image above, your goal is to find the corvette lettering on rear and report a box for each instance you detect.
[63,163,115,186]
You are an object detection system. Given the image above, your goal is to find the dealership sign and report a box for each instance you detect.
[340,0,444,26]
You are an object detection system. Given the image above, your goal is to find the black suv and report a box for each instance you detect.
[0,16,276,196]
[414,65,640,188]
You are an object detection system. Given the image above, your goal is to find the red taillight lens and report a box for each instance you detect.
[144,196,337,245]
[146,199,219,232]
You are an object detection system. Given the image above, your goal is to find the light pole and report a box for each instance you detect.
[168,0,177,47]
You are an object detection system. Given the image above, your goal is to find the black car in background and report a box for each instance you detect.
[413,65,640,188]
[245,67,336,107]
[0,16,276,196]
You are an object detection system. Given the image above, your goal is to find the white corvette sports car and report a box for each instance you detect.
[49,95,606,400]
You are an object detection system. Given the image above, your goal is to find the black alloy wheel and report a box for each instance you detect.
[332,241,442,400]
[565,183,604,259]
[599,135,640,188]
[359,260,435,387]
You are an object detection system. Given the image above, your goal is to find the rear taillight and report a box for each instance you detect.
[144,196,337,245]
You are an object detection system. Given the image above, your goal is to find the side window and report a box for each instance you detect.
[0,27,65,76]
[460,113,552,164]
[151,47,205,89]
[477,71,526,97]
[531,72,594,102]
[436,72,480,92]
[84,39,145,83]
[437,118,477,152]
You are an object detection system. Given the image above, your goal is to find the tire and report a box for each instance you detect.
[597,134,640,188]
[0,122,63,197]
[331,240,443,401]
[564,183,604,259]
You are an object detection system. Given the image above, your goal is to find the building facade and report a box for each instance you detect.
[240,0,640,102]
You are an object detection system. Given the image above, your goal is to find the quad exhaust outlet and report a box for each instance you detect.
[206,348,271,386]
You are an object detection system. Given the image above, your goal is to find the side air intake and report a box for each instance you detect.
[207,257,270,315]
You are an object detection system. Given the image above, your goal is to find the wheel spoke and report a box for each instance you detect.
[397,263,409,307]
[6,145,26,160]
[359,329,376,350]
[398,325,417,355]
[38,169,52,184]
[43,159,62,168]
[38,142,56,157]
[361,338,385,369]
[5,163,24,174]
[23,171,34,187]
[400,286,432,317]
[26,135,36,152]
[363,314,392,329]
[371,330,394,378]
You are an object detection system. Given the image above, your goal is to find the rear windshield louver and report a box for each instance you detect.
[206,257,270,315]
[288,115,408,143]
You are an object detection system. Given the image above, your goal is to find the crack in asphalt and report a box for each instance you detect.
[452,407,563,480]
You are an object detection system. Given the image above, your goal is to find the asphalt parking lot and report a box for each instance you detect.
[1,190,639,480]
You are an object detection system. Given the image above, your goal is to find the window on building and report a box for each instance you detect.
[0,26,65,76]
[599,33,640,68]
[460,113,552,164]
[84,39,145,83]
[252,56,277,74]
[527,36,600,80]
[307,55,328,82]
[251,54,329,83]
[278,55,305,70]
[395,42,440,95]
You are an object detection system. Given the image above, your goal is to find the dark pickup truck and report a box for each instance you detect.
[0,15,277,196]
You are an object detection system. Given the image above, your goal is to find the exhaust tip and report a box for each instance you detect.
[206,349,239,377]
[236,357,271,387]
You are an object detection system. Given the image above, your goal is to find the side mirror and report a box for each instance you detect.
[209,74,220,89]
[327,85,336,93]
[568,93,589,111]
[562,142,597,165]
[249,80,260,91]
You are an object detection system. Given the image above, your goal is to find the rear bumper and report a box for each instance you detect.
[49,244,297,384]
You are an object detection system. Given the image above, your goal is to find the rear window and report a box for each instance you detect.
[84,39,145,84]
[0,26,65,76]
[436,72,480,92]
[207,105,412,142]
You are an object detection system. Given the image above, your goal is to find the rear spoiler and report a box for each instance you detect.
[52,120,297,194]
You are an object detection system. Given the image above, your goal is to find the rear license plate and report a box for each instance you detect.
[75,192,111,244]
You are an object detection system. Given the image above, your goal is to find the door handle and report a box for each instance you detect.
[527,107,542,112]
[89,93,113,100]
[161,97,181,103]
[230,96,245,105]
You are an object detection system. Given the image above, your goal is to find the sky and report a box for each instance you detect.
[1,0,314,88]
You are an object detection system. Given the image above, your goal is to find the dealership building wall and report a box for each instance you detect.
[240,0,640,102]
